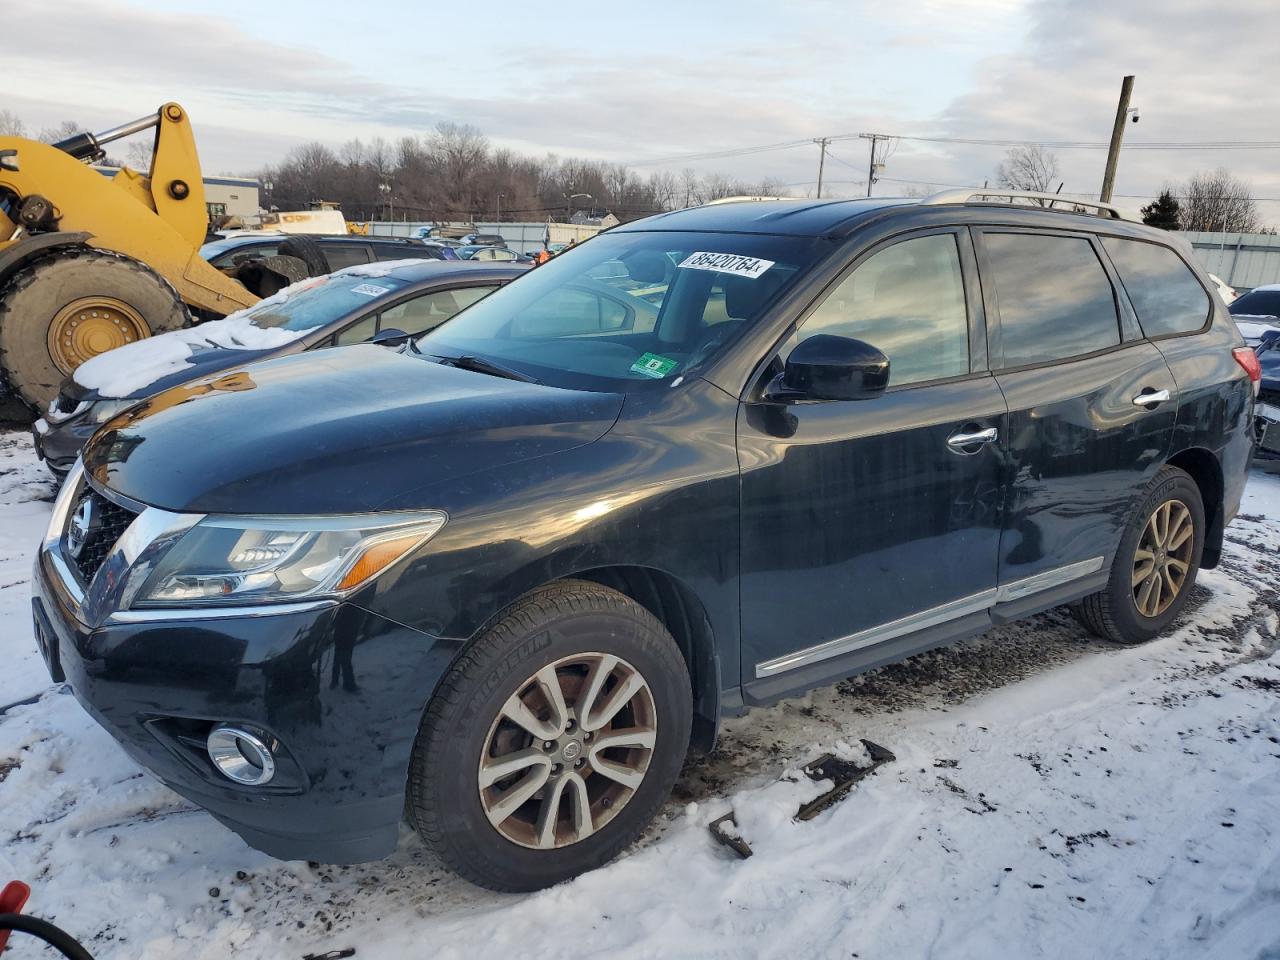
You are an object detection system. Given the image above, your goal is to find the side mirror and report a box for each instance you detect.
[770,334,889,401]
[370,327,410,347]
[1259,328,1280,352]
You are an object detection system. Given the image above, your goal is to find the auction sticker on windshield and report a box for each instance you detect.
[351,283,393,297]
[630,352,679,379]
[678,252,775,279]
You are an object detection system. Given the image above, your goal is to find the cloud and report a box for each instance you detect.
[930,0,1280,217]
[8,0,1275,222]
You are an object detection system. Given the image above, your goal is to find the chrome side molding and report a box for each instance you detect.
[755,556,1106,679]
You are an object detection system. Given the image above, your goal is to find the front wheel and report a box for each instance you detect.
[406,580,692,891]
[1073,465,1205,644]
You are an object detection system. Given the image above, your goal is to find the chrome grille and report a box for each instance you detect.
[70,490,138,584]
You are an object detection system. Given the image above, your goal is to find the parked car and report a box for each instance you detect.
[32,193,1255,893]
[1255,329,1280,468]
[32,261,526,473]
[200,234,449,273]
[1229,283,1280,345]
[418,242,461,260]
[457,245,529,262]
[460,233,507,247]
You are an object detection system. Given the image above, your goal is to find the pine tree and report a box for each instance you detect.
[1141,190,1182,230]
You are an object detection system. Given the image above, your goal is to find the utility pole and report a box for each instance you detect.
[813,137,831,198]
[496,192,505,223]
[859,133,883,197]
[1100,74,1135,203]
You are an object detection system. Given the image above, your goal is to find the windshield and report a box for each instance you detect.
[240,272,411,332]
[416,230,828,390]
[1229,289,1280,318]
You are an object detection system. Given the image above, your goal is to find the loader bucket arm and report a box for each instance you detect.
[0,103,257,315]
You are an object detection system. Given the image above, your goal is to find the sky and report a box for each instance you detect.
[8,0,1280,221]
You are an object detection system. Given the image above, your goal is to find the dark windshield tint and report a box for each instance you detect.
[242,272,410,332]
[416,231,829,391]
[1230,289,1280,318]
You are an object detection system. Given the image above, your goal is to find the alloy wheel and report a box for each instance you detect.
[1132,498,1194,618]
[477,652,657,850]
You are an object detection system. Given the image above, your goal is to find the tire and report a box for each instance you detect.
[277,236,329,277]
[0,248,189,413]
[232,255,310,298]
[407,579,692,892]
[1073,465,1205,644]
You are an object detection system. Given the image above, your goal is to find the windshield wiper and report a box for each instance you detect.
[432,353,540,384]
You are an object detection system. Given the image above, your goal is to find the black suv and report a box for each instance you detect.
[32,193,1257,892]
[200,233,449,272]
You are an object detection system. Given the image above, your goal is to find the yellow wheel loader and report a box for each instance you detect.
[0,103,293,416]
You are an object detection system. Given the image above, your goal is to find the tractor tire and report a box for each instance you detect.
[0,248,189,415]
[277,236,329,277]
[232,254,311,298]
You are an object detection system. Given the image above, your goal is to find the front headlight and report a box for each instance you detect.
[132,511,446,607]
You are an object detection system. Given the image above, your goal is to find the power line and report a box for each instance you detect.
[620,132,1280,169]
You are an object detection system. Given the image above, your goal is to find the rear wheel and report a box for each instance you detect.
[406,580,691,892]
[0,248,189,413]
[1073,465,1205,644]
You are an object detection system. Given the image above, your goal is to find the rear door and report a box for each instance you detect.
[975,228,1177,593]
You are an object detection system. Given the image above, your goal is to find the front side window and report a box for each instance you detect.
[417,231,829,391]
[333,314,378,345]
[791,233,970,386]
[1102,237,1210,337]
[983,233,1120,367]
[381,286,496,335]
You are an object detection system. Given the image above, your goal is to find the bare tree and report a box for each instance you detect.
[995,145,1060,194]
[1176,168,1261,233]
[124,140,152,171]
[38,120,83,144]
[0,110,25,137]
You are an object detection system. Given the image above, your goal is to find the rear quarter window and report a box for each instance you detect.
[1101,237,1210,337]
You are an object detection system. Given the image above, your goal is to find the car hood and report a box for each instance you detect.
[71,300,327,401]
[81,346,624,514]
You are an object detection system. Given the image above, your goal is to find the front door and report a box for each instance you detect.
[738,229,1007,699]
[974,228,1177,590]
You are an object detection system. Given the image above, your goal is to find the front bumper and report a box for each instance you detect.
[32,499,460,863]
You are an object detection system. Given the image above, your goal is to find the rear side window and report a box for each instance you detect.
[323,243,373,270]
[1102,237,1210,337]
[984,233,1119,367]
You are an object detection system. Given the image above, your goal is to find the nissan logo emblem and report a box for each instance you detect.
[67,496,95,559]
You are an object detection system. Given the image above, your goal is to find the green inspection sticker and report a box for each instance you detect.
[630,352,679,379]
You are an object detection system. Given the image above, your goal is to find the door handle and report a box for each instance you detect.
[947,427,998,449]
[1132,388,1171,408]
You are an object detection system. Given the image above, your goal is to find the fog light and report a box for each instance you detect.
[206,725,276,786]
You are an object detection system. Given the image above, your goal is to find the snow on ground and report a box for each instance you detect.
[1,429,1277,960]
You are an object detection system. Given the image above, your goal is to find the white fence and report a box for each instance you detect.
[1186,232,1280,294]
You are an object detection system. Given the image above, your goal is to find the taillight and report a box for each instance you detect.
[1233,347,1262,396]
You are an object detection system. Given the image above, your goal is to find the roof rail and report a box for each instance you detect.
[919,189,1129,220]
[701,195,806,206]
